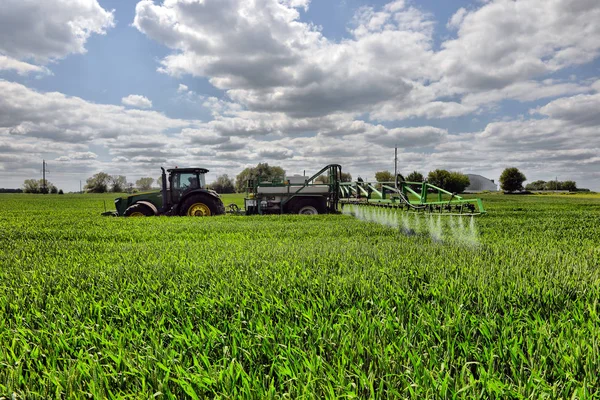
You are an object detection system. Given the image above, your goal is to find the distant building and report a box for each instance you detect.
[464,174,498,193]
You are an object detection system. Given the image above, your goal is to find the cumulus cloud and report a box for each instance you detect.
[365,126,448,148]
[438,0,600,92]
[0,80,190,146]
[121,95,153,109]
[134,0,600,121]
[0,55,51,76]
[536,93,600,127]
[0,0,114,75]
[133,0,434,118]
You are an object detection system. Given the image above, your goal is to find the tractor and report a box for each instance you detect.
[104,167,225,217]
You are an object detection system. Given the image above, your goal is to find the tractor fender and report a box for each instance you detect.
[135,201,159,215]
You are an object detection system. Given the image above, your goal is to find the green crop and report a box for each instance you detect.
[1,193,599,398]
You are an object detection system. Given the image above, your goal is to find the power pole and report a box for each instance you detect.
[394,147,398,178]
[42,160,47,194]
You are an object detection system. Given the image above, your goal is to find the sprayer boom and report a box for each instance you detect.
[339,177,485,216]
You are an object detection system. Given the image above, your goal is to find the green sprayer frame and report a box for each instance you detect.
[339,180,486,215]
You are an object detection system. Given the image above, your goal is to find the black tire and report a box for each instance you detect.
[289,198,325,215]
[124,203,154,217]
[179,194,225,217]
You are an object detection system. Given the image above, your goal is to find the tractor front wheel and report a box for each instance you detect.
[124,203,154,217]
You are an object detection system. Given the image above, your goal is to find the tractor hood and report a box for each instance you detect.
[114,191,163,216]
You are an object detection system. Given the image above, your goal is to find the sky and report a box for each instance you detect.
[1,0,599,192]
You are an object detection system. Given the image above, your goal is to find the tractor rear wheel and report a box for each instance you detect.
[180,195,224,217]
[124,203,154,217]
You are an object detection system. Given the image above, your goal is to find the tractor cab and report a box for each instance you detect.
[167,168,208,204]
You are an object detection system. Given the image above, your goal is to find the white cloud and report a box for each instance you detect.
[133,0,600,123]
[177,84,189,93]
[438,0,600,92]
[55,152,98,162]
[365,126,447,148]
[133,0,434,118]
[0,81,190,146]
[0,55,51,76]
[0,0,114,63]
[462,80,591,107]
[447,8,467,30]
[536,93,600,127]
[121,95,153,109]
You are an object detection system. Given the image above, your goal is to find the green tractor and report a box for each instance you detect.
[104,167,225,217]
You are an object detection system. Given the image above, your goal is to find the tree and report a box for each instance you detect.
[85,172,110,193]
[406,171,424,182]
[110,175,127,193]
[525,180,546,191]
[341,172,352,182]
[136,177,154,191]
[58,189,64,195]
[500,167,526,193]
[210,174,235,194]
[22,179,40,193]
[314,172,352,184]
[562,181,577,192]
[315,174,328,184]
[235,163,285,193]
[427,169,470,194]
[375,171,394,183]
[22,179,57,194]
[544,180,559,191]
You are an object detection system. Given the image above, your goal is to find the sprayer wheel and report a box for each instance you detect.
[289,198,324,215]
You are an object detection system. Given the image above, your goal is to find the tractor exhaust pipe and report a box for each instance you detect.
[160,167,168,213]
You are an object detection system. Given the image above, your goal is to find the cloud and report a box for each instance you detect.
[177,84,189,93]
[461,80,591,107]
[535,92,600,127]
[365,126,448,148]
[0,0,114,65]
[0,80,190,146]
[121,95,153,109]
[438,0,600,92]
[0,55,51,76]
[133,0,434,118]
[134,0,600,121]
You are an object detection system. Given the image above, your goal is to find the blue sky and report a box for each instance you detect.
[1,0,599,191]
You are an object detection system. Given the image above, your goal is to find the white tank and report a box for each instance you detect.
[286,175,306,184]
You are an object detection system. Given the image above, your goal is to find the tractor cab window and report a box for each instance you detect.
[173,172,204,191]
[171,172,203,204]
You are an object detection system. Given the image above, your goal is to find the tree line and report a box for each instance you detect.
[84,173,155,193]
[22,179,63,194]
[18,164,581,195]
[499,168,579,193]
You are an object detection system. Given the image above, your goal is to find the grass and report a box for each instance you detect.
[1,193,599,398]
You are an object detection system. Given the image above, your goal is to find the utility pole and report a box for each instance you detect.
[42,160,47,194]
[394,147,398,179]
[80,180,82,194]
